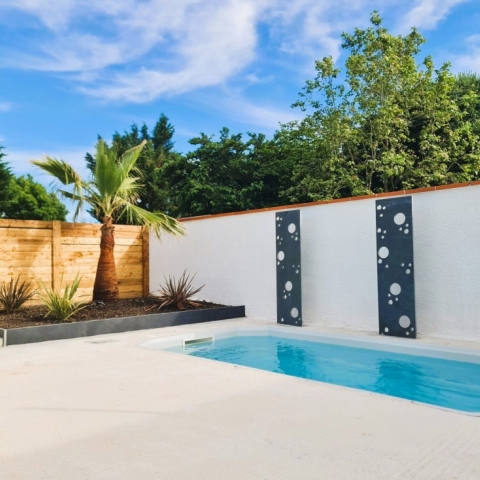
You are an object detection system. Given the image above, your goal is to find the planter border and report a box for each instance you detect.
[0,306,245,347]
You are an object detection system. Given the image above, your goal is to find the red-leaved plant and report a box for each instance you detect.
[147,271,204,311]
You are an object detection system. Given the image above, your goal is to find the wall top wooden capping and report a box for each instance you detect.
[179,181,480,223]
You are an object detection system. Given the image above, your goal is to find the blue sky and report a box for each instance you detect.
[0,0,479,186]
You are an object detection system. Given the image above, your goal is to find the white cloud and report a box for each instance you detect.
[80,0,263,101]
[196,92,302,130]
[227,99,300,129]
[451,35,480,72]
[0,0,468,103]
[399,0,470,31]
[0,0,129,32]
[266,0,374,61]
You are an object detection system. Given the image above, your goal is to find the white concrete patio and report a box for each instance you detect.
[1,318,480,480]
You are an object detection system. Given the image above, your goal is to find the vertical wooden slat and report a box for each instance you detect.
[142,227,150,297]
[52,221,62,291]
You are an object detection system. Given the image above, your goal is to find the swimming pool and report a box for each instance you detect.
[143,327,480,414]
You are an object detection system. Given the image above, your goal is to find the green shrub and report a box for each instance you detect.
[0,275,36,313]
[37,274,86,321]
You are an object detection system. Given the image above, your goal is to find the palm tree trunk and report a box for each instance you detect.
[93,216,119,301]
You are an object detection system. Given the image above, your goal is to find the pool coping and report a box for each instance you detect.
[141,324,480,417]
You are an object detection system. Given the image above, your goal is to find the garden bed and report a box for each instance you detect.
[0,297,224,329]
[0,298,245,347]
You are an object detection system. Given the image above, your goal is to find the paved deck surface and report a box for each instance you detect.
[1,319,480,480]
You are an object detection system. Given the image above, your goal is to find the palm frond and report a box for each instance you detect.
[93,139,148,217]
[32,140,184,241]
[31,156,87,221]
[116,176,143,201]
[119,140,146,176]
[94,139,123,202]
[117,201,185,237]
[57,190,83,201]
[31,156,83,186]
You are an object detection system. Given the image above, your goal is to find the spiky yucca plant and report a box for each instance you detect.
[37,274,86,321]
[0,276,36,313]
[32,139,184,301]
[148,271,204,311]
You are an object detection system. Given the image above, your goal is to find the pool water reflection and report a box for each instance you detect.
[167,335,480,413]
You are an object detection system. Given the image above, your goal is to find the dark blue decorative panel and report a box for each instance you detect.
[276,210,302,326]
[376,196,416,338]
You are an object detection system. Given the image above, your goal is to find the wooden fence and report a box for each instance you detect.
[0,219,148,303]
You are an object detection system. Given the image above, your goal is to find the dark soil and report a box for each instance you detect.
[0,298,225,329]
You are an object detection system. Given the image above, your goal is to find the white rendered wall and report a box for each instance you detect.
[150,185,480,342]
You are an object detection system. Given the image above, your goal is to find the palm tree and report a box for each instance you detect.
[32,139,184,301]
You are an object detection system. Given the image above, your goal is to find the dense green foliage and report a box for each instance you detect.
[89,119,293,218]
[164,128,293,216]
[0,147,12,213]
[86,13,480,218]
[284,12,480,202]
[3,175,68,221]
[453,72,480,126]
[0,147,67,221]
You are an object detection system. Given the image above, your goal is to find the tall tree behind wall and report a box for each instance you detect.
[453,73,480,124]
[167,128,294,217]
[282,12,480,202]
[86,119,295,219]
[0,145,67,220]
[3,175,68,221]
[85,114,179,221]
[0,146,12,213]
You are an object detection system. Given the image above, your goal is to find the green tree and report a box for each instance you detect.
[0,146,67,220]
[86,116,296,218]
[86,114,178,218]
[3,175,67,220]
[248,132,293,208]
[33,139,184,301]
[169,128,294,217]
[285,12,480,201]
[0,146,12,213]
[178,128,259,215]
[453,73,480,123]
[449,73,480,181]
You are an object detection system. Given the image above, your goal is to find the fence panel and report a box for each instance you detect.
[0,219,147,303]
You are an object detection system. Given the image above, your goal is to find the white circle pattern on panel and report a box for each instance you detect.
[378,247,389,259]
[390,283,401,295]
[394,213,406,225]
[399,316,411,328]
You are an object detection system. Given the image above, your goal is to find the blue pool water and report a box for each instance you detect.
[167,335,480,413]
